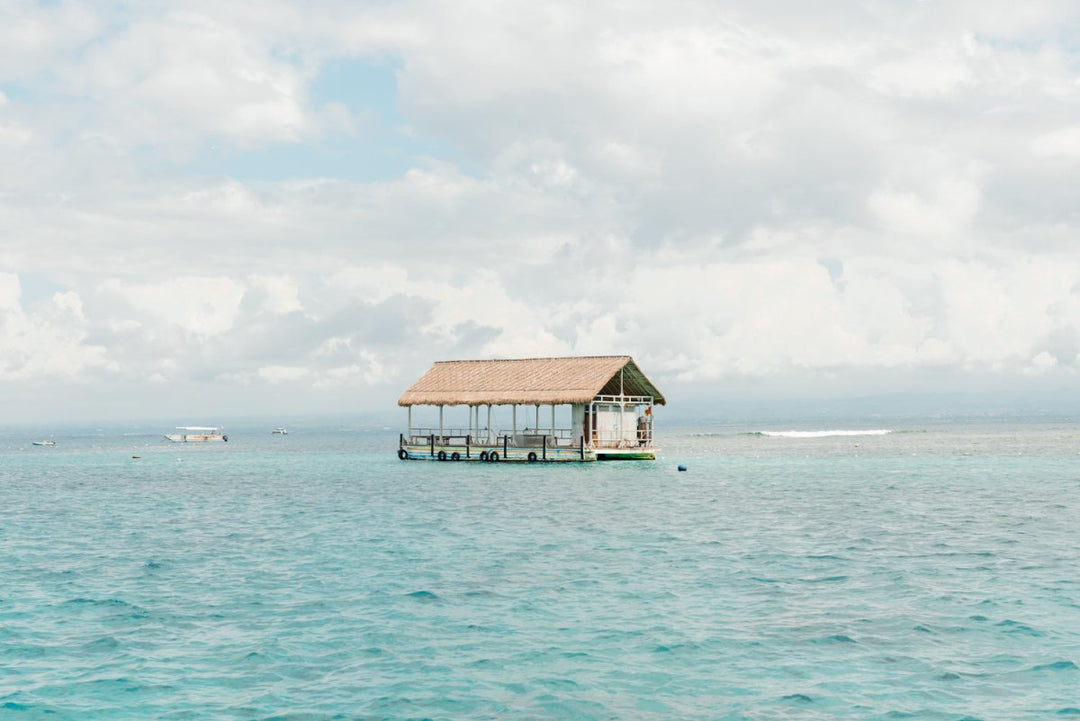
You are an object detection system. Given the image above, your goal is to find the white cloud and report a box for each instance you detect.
[0,274,108,381]
[867,177,982,239]
[248,275,303,314]
[256,365,309,383]
[328,265,410,305]
[0,272,20,309]
[865,44,973,99]
[100,276,246,337]
[1032,125,1080,159]
[68,11,309,148]
[3,0,1080,419]
[1028,351,1058,374]
[0,1,102,82]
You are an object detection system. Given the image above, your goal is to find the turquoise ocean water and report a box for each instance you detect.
[1,418,1079,719]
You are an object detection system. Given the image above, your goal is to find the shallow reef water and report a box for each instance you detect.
[1,420,1079,719]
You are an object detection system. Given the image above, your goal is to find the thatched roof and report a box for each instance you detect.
[398,355,666,407]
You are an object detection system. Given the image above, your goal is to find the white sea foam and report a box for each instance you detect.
[759,429,892,438]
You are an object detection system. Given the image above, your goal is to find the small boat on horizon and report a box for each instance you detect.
[32,440,57,446]
[164,426,228,443]
[272,427,288,435]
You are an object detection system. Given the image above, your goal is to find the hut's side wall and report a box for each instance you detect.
[571,403,585,446]
[595,405,639,444]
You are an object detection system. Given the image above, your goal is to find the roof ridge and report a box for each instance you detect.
[434,355,631,365]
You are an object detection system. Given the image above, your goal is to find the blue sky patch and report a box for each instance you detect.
[184,56,474,182]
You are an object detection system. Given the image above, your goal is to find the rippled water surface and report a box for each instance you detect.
[2,420,1079,719]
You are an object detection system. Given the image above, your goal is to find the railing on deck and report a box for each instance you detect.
[592,394,654,405]
[407,427,578,447]
[407,427,475,445]
[405,427,655,450]
[592,426,654,448]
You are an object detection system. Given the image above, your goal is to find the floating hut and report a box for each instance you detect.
[397,355,665,462]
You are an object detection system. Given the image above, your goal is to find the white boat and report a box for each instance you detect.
[272,427,288,435]
[32,440,57,446]
[164,426,228,443]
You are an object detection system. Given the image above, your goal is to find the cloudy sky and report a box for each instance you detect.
[3,0,1080,423]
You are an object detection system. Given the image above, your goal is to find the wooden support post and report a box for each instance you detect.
[430,434,435,457]
[503,434,508,459]
[542,433,546,461]
[580,435,584,460]
[618,399,623,446]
